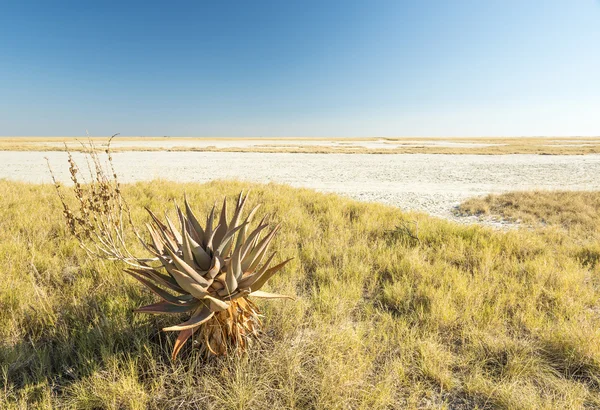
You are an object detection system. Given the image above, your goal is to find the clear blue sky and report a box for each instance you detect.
[1,0,599,137]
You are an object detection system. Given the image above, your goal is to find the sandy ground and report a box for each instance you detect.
[2,151,599,221]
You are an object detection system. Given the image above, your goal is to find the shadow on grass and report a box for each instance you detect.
[0,287,173,399]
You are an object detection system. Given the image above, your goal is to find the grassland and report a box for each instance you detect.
[1,180,600,409]
[457,191,600,234]
[2,136,600,154]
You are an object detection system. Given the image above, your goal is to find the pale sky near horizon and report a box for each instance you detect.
[1,1,599,137]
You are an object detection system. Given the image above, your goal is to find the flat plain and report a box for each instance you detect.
[2,148,599,220]
[2,136,600,154]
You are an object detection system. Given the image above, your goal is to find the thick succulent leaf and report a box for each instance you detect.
[157,255,181,281]
[230,288,251,300]
[246,214,269,250]
[207,253,221,279]
[232,242,243,281]
[205,205,215,246]
[233,191,247,221]
[191,243,212,271]
[212,197,228,249]
[169,268,211,299]
[146,208,178,251]
[184,227,202,249]
[216,222,248,256]
[204,295,230,312]
[164,214,183,246]
[248,290,294,300]
[150,271,185,293]
[246,204,261,223]
[220,239,234,259]
[225,251,238,294]
[249,235,261,256]
[126,270,187,304]
[145,223,164,255]
[180,220,198,269]
[244,243,268,275]
[163,305,214,331]
[145,207,170,234]
[126,267,183,292]
[243,225,280,273]
[205,224,221,252]
[165,247,210,287]
[219,195,248,257]
[172,328,194,360]
[235,204,261,250]
[175,203,185,232]
[238,252,277,289]
[210,279,224,291]
[257,213,270,228]
[136,300,200,314]
[248,258,293,292]
[228,191,248,233]
[240,224,268,260]
[217,287,250,300]
[184,195,205,245]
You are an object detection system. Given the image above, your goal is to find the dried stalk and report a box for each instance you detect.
[46,135,154,268]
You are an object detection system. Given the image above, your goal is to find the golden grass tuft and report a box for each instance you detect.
[1,179,600,408]
[457,190,600,233]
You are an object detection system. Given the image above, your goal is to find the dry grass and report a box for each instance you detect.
[1,180,600,409]
[2,136,600,154]
[457,191,600,234]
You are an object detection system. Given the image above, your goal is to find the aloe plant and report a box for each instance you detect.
[131,192,293,358]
